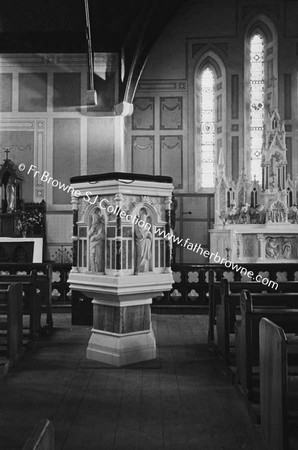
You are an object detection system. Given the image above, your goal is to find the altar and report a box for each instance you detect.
[210,97,298,264]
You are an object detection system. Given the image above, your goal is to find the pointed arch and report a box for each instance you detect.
[194,51,227,191]
[244,15,278,181]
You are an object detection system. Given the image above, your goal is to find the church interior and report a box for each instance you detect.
[1,0,298,449]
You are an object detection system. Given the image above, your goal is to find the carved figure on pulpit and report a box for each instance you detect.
[134,208,152,274]
[88,211,105,272]
[265,238,279,259]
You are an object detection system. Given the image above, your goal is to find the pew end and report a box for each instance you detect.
[260,318,298,450]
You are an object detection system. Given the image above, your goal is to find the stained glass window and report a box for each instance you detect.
[200,68,215,188]
[250,34,265,181]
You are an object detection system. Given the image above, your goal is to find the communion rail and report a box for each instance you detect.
[1,262,297,312]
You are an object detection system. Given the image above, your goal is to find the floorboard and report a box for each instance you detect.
[0,314,267,450]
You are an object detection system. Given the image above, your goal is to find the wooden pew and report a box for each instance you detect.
[216,279,298,365]
[208,272,298,345]
[0,269,53,337]
[235,289,298,400]
[0,263,53,332]
[260,318,298,450]
[0,282,24,376]
[22,418,55,450]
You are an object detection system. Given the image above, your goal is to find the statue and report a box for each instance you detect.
[265,237,279,259]
[88,211,105,272]
[6,176,16,213]
[134,208,152,273]
[282,239,292,259]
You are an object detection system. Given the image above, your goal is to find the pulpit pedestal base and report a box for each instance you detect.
[87,328,156,367]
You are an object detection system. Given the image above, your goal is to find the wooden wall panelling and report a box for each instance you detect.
[0,120,46,202]
[53,118,81,205]
[53,73,81,111]
[18,73,48,112]
[160,97,183,130]
[160,135,183,188]
[132,97,155,130]
[132,136,154,175]
[0,73,12,112]
[87,118,115,174]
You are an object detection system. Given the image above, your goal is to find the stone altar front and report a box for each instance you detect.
[68,172,174,366]
[210,224,298,263]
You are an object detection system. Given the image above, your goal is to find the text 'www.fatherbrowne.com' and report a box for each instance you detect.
[153,227,278,290]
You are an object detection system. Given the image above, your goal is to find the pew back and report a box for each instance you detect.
[0,282,23,371]
[0,263,53,331]
[0,271,43,337]
[215,278,298,364]
[236,289,298,399]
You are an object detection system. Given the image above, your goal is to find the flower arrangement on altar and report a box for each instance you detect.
[228,200,239,223]
[17,209,43,236]
[218,210,229,227]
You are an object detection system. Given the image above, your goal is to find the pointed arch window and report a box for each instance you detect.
[195,53,226,191]
[200,67,216,188]
[244,17,278,183]
[250,33,265,181]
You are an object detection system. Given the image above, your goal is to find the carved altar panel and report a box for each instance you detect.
[242,234,256,258]
[265,236,296,260]
[210,224,298,263]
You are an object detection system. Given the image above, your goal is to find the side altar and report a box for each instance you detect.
[68,172,174,366]
[210,98,298,263]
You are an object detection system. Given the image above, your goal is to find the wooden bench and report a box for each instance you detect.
[260,318,298,450]
[208,273,298,345]
[22,418,55,450]
[0,263,53,331]
[0,271,42,338]
[0,267,53,336]
[216,279,298,364]
[235,289,298,400]
[0,282,24,376]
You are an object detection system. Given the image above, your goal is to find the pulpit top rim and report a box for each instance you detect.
[70,172,173,185]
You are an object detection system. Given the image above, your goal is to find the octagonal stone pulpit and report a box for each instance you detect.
[68,172,174,366]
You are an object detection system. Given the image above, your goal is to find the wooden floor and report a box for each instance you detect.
[0,314,267,450]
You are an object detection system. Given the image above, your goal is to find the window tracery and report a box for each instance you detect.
[200,67,216,188]
[250,33,265,182]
